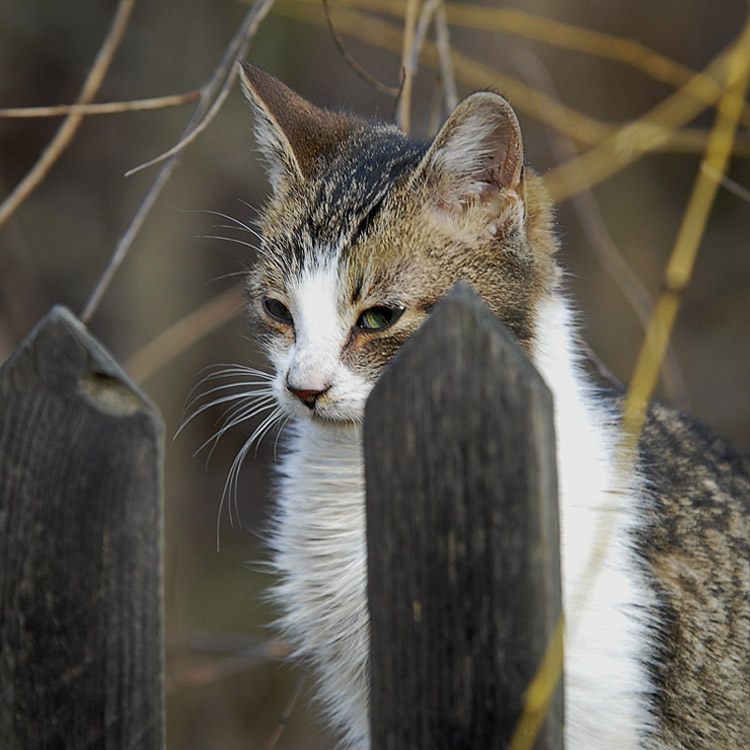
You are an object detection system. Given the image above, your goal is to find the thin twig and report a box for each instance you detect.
[434,1,458,112]
[125,283,245,383]
[622,20,750,447]
[263,673,306,750]
[0,0,135,230]
[703,163,750,204]
[410,0,440,72]
[279,2,615,145]
[283,1,750,157]
[544,33,747,202]
[321,0,401,96]
[165,634,285,693]
[409,0,458,123]
[514,47,690,408]
[290,0,750,126]
[79,0,277,325]
[125,74,236,177]
[0,92,200,119]
[396,0,420,134]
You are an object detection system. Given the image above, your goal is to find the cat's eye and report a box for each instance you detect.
[263,297,293,325]
[356,305,404,332]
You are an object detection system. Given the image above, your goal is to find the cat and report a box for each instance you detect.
[231,61,750,749]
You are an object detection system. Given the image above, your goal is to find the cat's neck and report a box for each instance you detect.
[532,294,650,747]
[276,293,650,748]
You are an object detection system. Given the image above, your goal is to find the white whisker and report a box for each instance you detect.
[201,397,277,464]
[195,233,267,256]
[216,404,286,548]
[180,361,287,550]
[183,207,261,238]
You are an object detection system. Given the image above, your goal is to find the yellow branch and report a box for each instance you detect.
[276,0,750,165]
[566,6,750,660]
[622,19,750,450]
[277,0,750,124]
[544,22,750,202]
[0,0,134,229]
[0,92,200,119]
[125,284,245,384]
[508,614,565,750]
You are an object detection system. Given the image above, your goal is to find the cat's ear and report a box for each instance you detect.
[412,91,525,231]
[239,62,359,193]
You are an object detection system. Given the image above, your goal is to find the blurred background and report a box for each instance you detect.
[1,0,748,747]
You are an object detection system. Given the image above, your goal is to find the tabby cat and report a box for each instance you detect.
[230,62,750,749]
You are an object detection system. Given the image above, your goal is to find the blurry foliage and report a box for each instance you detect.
[1,0,749,748]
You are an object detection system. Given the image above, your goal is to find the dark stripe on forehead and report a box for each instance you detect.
[350,195,385,249]
[307,130,428,249]
[268,127,428,273]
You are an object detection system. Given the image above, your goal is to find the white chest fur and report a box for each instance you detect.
[270,420,371,749]
[270,297,654,750]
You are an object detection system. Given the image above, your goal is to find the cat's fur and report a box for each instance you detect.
[236,62,750,749]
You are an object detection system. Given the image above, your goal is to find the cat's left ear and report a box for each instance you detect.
[239,62,360,194]
[412,91,525,233]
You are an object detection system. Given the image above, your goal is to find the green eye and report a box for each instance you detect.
[357,305,403,331]
[263,297,293,324]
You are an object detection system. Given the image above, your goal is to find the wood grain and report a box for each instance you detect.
[0,306,164,749]
[365,283,563,750]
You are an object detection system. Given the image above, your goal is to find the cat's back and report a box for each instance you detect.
[637,402,750,748]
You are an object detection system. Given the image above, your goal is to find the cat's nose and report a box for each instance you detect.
[286,381,331,408]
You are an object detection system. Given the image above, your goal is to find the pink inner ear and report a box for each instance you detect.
[491,126,523,191]
[420,92,525,212]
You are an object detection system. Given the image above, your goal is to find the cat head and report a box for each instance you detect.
[240,62,560,425]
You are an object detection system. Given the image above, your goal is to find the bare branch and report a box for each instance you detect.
[0,0,135,230]
[396,0,420,134]
[263,673,306,750]
[410,0,439,71]
[79,0,277,325]
[434,1,458,111]
[702,163,750,204]
[514,47,690,409]
[0,92,200,119]
[124,72,236,177]
[125,283,245,384]
[322,0,402,96]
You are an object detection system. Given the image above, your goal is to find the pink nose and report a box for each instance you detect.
[286,382,330,408]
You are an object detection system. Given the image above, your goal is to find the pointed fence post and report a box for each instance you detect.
[365,283,563,749]
[0,306,164,749]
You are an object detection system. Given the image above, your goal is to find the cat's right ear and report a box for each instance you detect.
[239,62,359,194]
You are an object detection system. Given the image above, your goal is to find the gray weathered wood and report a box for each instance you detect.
[0,306,164,749]
[365,283,563,749]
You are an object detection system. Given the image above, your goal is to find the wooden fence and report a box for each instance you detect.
[365,283,563,749]
[0,285,562,749]
[0,307,164,749]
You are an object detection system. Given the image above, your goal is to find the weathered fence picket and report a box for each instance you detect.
[0,288,562,748]
[0,306,165,750]
[365,283,563,749]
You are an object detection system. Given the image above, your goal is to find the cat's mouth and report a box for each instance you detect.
[287,396,363,426]
[308,405,363,427]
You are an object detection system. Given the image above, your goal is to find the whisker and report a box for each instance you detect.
[193,395,276,458]
[248,406,286,455]
[178,386,272,436]
[210,269,251,282]
[185,377,272,411]
[202,398,277,464]
[195,233,267,255]
[182,365,273,413]
[180,361,287,550]
[181,207,259,237]
[216,405,285,547]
